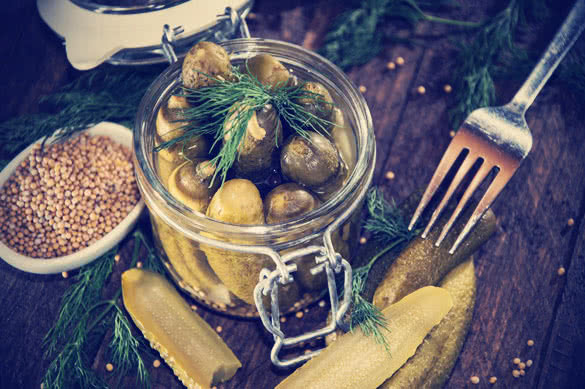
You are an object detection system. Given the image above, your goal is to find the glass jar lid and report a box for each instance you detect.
[37,0,253,69]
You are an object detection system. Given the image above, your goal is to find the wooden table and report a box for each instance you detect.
[2,1,585,388]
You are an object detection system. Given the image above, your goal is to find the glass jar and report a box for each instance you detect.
[133,38,375,317]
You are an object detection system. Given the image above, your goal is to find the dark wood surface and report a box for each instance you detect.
[1,1,585,388]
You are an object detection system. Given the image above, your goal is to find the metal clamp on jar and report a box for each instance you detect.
[133,9,376,368]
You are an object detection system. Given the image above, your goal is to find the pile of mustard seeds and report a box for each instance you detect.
[0,133,140,258]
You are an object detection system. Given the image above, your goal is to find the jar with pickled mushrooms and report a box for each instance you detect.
[134,39,375,316]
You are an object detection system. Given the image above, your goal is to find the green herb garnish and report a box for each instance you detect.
[320,0,480,70]
[349,188,418,349]
[42,229,163,389]
[155,67,335,186]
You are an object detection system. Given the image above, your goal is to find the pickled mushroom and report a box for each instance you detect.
[297,81,334,124]
[168,160,219,213]
[246,54,291,89]
[264,183,320,224]
[280,132,348,200]
[225,103,283,179]
[182,41,232,89]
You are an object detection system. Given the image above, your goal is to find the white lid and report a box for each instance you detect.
[37,0,251,70]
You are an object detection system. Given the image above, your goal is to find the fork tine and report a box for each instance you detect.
[435,162,493,248]
[408,142,466,231]
[421,152,479,239]
[448,165,517,254]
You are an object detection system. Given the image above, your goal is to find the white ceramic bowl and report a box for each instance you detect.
[0,122,144,274]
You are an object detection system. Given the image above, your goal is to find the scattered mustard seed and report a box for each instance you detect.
[567,218,575,226]
[526,359,533,367]
[386,61,396,70]
[557,267,566,276]
[105,363,114,372]
[304,349,312,355]
[449,130,456,138]
[443,84,453,93]
[396,56,405,66]
[512,369,520,378]
[153,359,161,368]
[470,376,480,384]
[136,261,143,268]
[318,300,326,308]
[61,271,69,279]
[216,325,223,333]
[416,85,426,95]
[385,171,396,180]
[114,254,120,262]
[513,357,521,365]
[519,362,526,369]
[359,237,367,244]
[296,311,304,319]
[280,316,287,323]
[190,304,198,311]
[527,339,535,347]
[359,85,367,93]
[489,376,497,384]
[520,369,526,376]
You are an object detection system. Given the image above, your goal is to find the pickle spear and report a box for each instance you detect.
[122,269,241,389]
[373,208,495,309]
[276,286,453,389]
[379,258,476,388]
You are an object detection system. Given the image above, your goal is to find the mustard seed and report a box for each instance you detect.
[443,84,453,93]
[470,376,480,384]
[558,267,565,276]
[318,300,326,308]
[513,357,521,365]
[386,61,396,70]
[520,369,525,376]
[360,237,367,244]
[489,376,497,384]
[519,362,526,369]
[567,218,575,226]
[527,339,535,347]
[417,85,426,95]
[216,326,223,333]
[296,311,304,319]
[359,85,367,93]
[105,363,114,372]
[512,369,520,378]
[280,316,287,323]
[153,359,161,368]
[526,359,533,367]
[396,56,405,66]
[385,171,395,180]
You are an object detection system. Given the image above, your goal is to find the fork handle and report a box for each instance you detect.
[510,0,585,113]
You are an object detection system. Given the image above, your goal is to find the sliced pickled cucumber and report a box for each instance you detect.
[276,286,453,389]
[122,269,241,389]
[379,258,476,388]
[373,208,495,309]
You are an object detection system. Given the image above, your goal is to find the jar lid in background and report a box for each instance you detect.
[37,0,253,70]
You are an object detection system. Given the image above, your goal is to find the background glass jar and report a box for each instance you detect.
[133,38,375,317]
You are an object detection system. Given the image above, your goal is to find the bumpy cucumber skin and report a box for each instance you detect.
[379,259,476,388]
[276,286,453,389]
[373,209,495,309]
[122,269,241,389]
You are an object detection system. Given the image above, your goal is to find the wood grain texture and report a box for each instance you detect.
[1,0,585,388]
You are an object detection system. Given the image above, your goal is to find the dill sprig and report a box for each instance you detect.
[448,0,551,129]
[156,67,335,185]
[42,227,162,389]
[320,0,480,70]
[348,188,418,348]
[0,65,160,167]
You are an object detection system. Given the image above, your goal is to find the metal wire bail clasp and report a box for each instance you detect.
[161,24,184,64]
[253,227,353,368]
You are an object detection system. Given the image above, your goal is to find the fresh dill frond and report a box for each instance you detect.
[0,65,160,162]
[43,247,117,358]
[320,0,480,70]
[348,188,419,349]
[109,306,151,389]
[156,67,335,186]
[448,0,550,129]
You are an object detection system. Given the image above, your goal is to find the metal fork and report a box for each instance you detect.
[408,0,585,254]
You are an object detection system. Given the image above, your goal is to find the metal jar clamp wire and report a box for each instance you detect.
[156,10,367,367]
[161,7,251,64]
